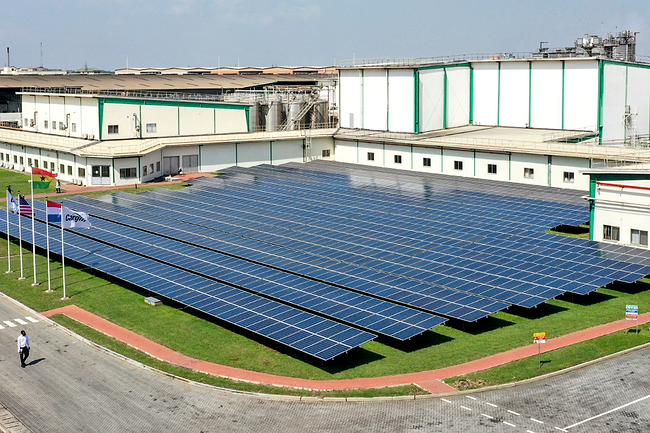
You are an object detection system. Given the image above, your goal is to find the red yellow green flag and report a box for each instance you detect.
[32,167,58,189]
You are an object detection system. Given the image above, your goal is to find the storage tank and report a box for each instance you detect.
[288,101,304,130]
[312,102,327,128]
[265,99,282,131]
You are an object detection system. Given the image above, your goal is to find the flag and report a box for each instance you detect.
[32,167,57,189]
[7,188,18,213]
[62,205,91,229]
[46,200,61,222]
[18,195,33,216]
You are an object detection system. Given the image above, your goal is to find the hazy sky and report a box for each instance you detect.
[3,0,650,71]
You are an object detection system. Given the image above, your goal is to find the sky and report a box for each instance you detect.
[3,0,650,71]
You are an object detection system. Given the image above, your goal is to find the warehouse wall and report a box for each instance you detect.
[590,175,650,245]
[333,139,591,190]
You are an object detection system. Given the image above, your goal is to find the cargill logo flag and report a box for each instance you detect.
[47,200,91,228]
[32,167,57,189]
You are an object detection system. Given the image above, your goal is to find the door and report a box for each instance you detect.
[163,156,179,175]
[91,165,111,185]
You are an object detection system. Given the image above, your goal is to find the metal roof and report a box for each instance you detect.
[0,73,331,92]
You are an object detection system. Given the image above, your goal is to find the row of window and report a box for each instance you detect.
[365,152,576,182]
[107,124,157,134]
[0,153,85,177]
[23,119,77,132]
[118,161,163,179]
[604,225,649,246]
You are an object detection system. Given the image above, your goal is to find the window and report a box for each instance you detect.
[27,158,32,167]
[322,149,331,157]
[50,162,55,171]
[156,161,160,172]
[149,163,154,174]
[143,165,148,176]
[78,167,86,178]
[59,122,65,131]
[0,153,3,161]
[119,167,137,179]
[454,160,463,170]
[367,152,375,161]
[6,154,9,162]
[524,168,534,179]
[67,165,72,175]
[564,171,575,183]
[19,156,23,165]
[108,125,119,134]
[34,160,39,168]
[487,164,497,174]
[44,120,48,129]
[631,229,648,246]
[423,157,431,167]
[146,123,157,133]
[603,225,620,241]
[60,164,65,173]
[52,121,57,130]
[71,123,77,132]
[394,155,402,164]
[13,155,17,164]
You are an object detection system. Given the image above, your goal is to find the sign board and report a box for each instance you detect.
[626,305,639,320]
[533,332,546,344]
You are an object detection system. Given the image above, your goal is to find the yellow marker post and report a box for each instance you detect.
[533,332,546,368]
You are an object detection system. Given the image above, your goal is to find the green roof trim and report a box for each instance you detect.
[98,97,249,110]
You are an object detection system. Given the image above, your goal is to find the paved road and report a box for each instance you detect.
[0,294,648,433]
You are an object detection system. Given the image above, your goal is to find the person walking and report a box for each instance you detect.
[17,330,30,368]
[55,179,61,194]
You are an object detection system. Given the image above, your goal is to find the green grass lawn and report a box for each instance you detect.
[0,168,648,395]
[0,169,57,197]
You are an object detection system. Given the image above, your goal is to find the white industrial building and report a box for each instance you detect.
[583,169,650,247]
[0,31,649,245]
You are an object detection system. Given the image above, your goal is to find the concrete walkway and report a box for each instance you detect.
[42,305,650,393]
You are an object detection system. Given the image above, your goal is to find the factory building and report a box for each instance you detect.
[1,31,650,245]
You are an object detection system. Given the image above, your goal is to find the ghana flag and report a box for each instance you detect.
[32,167,58,189]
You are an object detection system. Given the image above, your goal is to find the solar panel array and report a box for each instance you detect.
[8,161,650,361]
[34,200,445,340]
[91,165,649,310]
[0,209,374,361]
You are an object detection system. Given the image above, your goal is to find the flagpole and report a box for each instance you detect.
[5,187,12,274]
[45,197,53,293]
[30,171,39,286]
[17,193,25,281]
[61,200,67,300]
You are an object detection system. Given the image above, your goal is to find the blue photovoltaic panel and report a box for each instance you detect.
[69,195,506,321]
[34,201,445,339]
[112,186,571,306]
[181,167,649,294]
[0,210,374,361]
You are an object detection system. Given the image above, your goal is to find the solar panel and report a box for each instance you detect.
[0,210,374,361]
[33,201,445,340]
[68,195,506,321]
[181,169,648,293]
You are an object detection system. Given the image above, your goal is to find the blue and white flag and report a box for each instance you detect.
[62,206,91,229]
[7,188,18,213]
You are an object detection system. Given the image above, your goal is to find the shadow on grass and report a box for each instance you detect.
[606,279,650,295]
[556,290,615,306]
[375,329,454,353]
[443,315,515,335]
[548,224,590,237]
[505,302,568,319]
